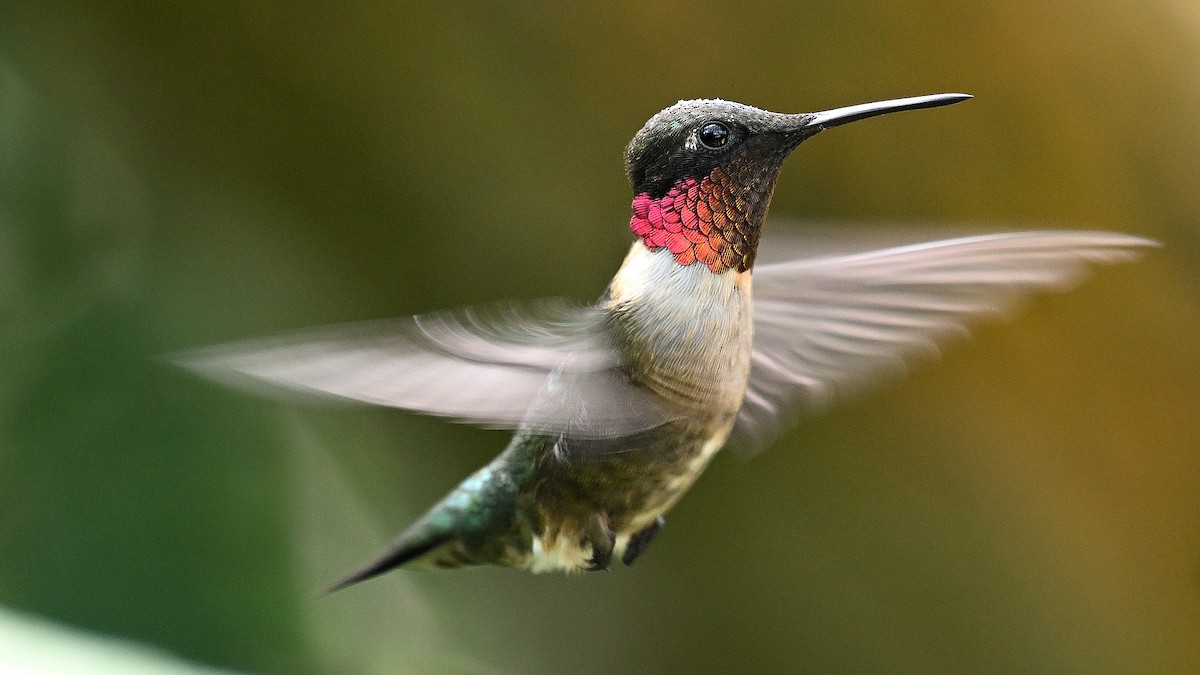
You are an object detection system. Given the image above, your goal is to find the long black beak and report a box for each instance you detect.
[781,93,972,137]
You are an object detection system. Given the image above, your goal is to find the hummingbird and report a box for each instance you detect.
[178,93,1155,589]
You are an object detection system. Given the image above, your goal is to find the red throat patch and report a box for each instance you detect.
[629,167,770,274]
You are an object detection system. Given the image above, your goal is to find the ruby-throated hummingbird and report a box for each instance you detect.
[179,94,1154,589]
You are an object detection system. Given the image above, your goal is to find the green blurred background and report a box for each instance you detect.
[1,2,1198,673]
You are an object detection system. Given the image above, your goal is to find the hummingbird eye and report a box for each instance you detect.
[697,121,730,149]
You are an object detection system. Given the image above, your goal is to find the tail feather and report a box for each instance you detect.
[325,534,450,593]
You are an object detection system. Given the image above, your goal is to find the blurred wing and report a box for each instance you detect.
[173,299,675,439]
[738,230,1157,450]
[754,221,1008,265]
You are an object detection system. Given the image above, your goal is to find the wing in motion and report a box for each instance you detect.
[173,299,675,439]
[737,230,1157,450]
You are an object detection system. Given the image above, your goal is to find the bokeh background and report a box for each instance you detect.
[1,2,1198,673]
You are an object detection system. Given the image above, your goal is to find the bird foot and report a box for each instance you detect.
[622,516,665,566]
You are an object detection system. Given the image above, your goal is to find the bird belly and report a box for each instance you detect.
[523,425,731,573]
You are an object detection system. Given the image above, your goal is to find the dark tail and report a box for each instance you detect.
[324,534,449,594]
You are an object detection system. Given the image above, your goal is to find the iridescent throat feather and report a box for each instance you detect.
[629,163,778,274]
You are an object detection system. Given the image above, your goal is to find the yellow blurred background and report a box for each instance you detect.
[0,2,1197,673]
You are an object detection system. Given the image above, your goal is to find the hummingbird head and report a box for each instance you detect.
[624,94,971,273]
